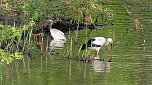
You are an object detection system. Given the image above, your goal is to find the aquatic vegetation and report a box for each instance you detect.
[0,0,115,66]
[0,25,22,65]
[0,21,42,65]
[0,50,23,64]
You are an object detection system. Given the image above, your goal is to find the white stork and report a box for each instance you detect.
[81,37,113,59]
[47,20,66,40]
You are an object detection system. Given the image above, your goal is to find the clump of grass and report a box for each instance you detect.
[0,20,45,65]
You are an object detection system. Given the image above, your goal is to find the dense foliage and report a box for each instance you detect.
[0,0,113,65]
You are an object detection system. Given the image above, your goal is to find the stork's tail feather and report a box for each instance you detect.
[81,44,87,50]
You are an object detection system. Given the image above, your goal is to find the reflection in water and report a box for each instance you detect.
[49,39,66,50]
[91,56,112,73]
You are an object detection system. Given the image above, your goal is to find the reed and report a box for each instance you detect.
[28,29,33,44]
[77,45,82,57]
[69,36,73,57]
[22,29,28,52]
[22,55,26,69]
[41,32,44,52]
[74,18,80,42]
[84,25,89,58]
[41,56,43,70]
[45,36,49,52]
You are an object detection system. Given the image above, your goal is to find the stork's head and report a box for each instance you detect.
[47,19,53,26]
[107,38,113,50]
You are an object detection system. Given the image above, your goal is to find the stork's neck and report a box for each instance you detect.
[49,20,53,29]
[105,39,109,45]
[49,23,52,29]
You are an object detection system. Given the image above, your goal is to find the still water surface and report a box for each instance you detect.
[1,1,152,85]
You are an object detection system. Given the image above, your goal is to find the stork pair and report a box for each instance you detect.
[47,20,113,59]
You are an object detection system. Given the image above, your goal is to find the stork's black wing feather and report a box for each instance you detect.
[81,38,96,50]
[81,44,87,50]
[87,39,95,47]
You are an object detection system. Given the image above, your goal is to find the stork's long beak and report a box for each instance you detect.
[110,43,113,50]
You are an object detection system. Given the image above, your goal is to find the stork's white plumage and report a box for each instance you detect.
[81,37,113,58]
[47,20,66,40]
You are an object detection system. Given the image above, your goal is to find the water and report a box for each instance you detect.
[1,1,152,85]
